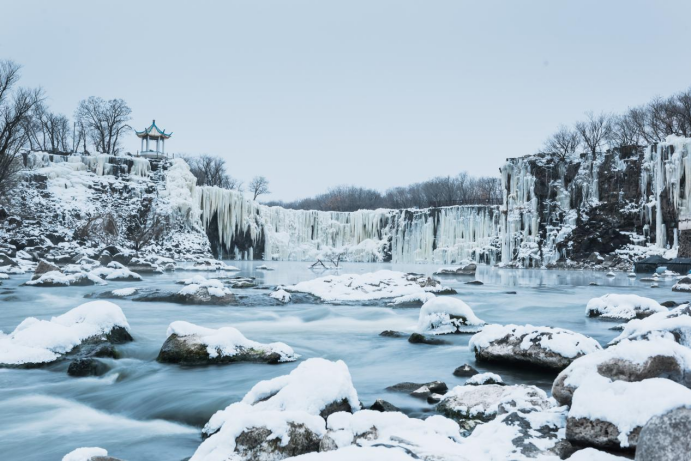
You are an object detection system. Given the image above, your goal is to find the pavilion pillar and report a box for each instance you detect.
[140,137,144,154]
[162,138,165,156]
[146,136,150,152]
[156,138,160,155]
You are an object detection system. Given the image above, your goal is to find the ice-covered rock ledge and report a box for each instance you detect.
[0,301,132,369]
[416,297,485,334]
[285,270,454,304]
[157,321,297,366]
[469,324,602,370]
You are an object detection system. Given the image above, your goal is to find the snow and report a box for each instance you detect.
[0,273,8,279]
[416,297,485,334]
[287,445,416,461]
[90,265,142,281]
[194,359,360,461]
[569,376,691,447]
[62,447,109,461]
[111,287,137,297]
[610,304,691,347]
[565,448,629,461]
[25,270,106,287]
[0,301,130,366]
[270,289,291,303]
[389,291,436,307]
[469,324,602,358]
[191,403,326,461]
[177,276,232,297]
[466,372,504,386]
[166,321,297,362]
[585,294,666,320]
[285,270,446,302]
[439,384,552,421]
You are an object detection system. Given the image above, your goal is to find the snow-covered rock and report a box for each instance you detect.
[194,359,360,461]
[416,297,485,334]
[319,410,463,459]
[62,447,114,461]
[672,276,691,292]
[0,301,131,367]
[469,324,602,370]
[157,321,297,365]
[585,294,666,320]
[25,270,106,287]
[466,372,504,386]
[634,406,691,461]
[270,289,292,303]
[552,337,691,406]
[184,258,239,272]
[566,448,630,461]
[436,383,553,427]
[566,376,691,450]
[610,303,691,347]
[90,262,142,281]
[285,270,452,303]
[434,263,477,276]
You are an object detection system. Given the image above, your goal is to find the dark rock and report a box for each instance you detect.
[379,330,407,338]
[0,253,17,267]
[319,399,352,420]
[635,407,691,461]
[67,358,110,377]
[566,417,639,451]
[660,300,679,308]
[386,381,448,395]
[465,280,484,285]
[453,364,479,377]
[233,423,321,460]
[408,333,450,345]
[134,288,237,306]
[369,399,400,413]
[32,260,60,280]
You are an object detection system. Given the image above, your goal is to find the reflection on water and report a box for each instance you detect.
[0,262,686,460]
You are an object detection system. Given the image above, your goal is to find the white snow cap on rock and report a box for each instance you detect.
[389,292,436,306]
[469,324,602,359]
[285,270,446,302]
[465,372,504,386]
[167,321,297,363]
[25,270,106,286]
[569,376,691,447]
[585,294,666,320]
[416,297,485,334]
[610,303,691,347]
[62,447,109,461]
[0,301,129,366]
[270,289,291,303]
[565,448,630,461]
[176,276,232,297]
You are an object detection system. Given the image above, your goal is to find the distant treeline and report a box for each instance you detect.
[264,173,503,212]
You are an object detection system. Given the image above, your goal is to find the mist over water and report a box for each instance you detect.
[0,262,685,461]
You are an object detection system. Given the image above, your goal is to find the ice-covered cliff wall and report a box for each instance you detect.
[23,152,154,178]
[193,186,502,263]
[500,136,690,267]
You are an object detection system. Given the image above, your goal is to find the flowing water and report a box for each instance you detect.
[0,263,686,461]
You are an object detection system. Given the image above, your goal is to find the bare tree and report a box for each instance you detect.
[543,125,581,159]
[249,175,270,200]
[126,200,167,252]
[75,96,131,154]
[0,60,43,199]
[609,112,643,149]
[182,154,243,190]
[575,112,613,159]
[24,102,71,152]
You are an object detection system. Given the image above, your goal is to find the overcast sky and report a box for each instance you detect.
[2,0,690,201]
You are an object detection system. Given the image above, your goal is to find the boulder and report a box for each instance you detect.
[635,407,691,461]
[434,263,477,276]
[32,260,59,280]
[610,304,690,347]
[552,338,691,406]
[369,399,400,413]
[67,358,110,377]
[233,423,321,460]
[465,372,504,386]
[469,324,602,371]
[437,384,552,427]
[465,280,484,285]
[566,377,691,451]
[416,297,485,335]
[453,364,479,377]
[586,294,666,320]
[386,381,448,399]
[408,333,450,345]
[672,276,691,293]
[156,322,297,366]
[379,330,407,338]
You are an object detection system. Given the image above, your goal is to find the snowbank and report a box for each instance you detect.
[285,270,450,303]
[389,292,436,307]
[416,297,485,334]
[0,301,130,366]
[586,294,666,320]
[177,276,232,298]
[90,262,142,281]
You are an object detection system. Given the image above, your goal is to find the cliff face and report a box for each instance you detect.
[500,136,690,268]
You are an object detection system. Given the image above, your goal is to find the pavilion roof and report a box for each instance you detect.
[135,120,172,139]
